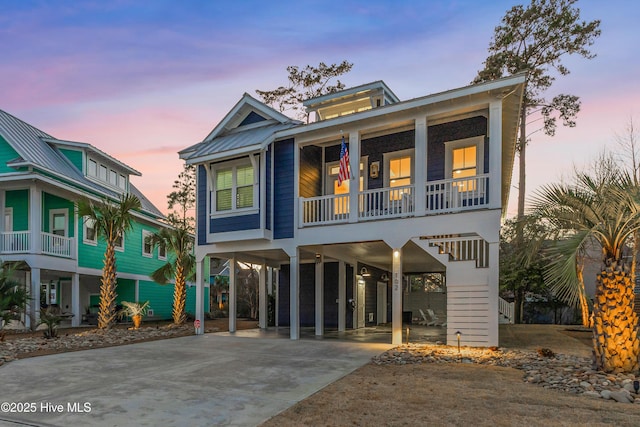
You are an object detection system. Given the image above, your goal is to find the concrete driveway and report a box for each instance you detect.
[0,331,392,426]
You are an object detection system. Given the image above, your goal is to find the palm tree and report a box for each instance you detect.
[148,225,195,325]
[533,168,640,373]
[0,261,29,335]
[77,194,141,329]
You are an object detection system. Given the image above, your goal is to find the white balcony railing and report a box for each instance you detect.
[299,193,350,227]
[0,231,30,253]
[41,232,73,258]
[299,176,489,227]
[0,231,73,259]
[428,235,489,268]
[359,185,414,220]
[426,174,489,213]
[499,296,515,324]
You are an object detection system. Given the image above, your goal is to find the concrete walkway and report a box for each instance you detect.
[0,333,392,427]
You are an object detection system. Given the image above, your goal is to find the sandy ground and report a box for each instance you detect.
[262,326,640,427]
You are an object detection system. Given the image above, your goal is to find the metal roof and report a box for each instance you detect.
[0,109,163,219]
[182,121,299,163]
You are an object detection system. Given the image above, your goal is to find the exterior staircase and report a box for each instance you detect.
[499,296,514,324]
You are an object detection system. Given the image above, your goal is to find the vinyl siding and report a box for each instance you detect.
[185,286,210,314]
[5,189,28,231]
[210,213,260,232]
[116,278,136,304]
[78,220,167,276]
[299,145,322,198]
[138,280,174,319]
[266,145,271,230]
[0,136,20,173]
[274,139,294,239]
[43,192,75,237]
[427,116,488,181]
[58,148,84,171]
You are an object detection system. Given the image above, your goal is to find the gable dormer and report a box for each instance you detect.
[303,81,400,122]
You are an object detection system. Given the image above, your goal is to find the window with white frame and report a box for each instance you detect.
[118,174,127,190]
[445,136,484,192]
[99,165,107,181]
[87,159,97,177]
[114,232,124,252]
[4,208,13,232]
[384,149,414,201]
[158,242,167,260]
[49,209,68,237]
[83,216,97,244]
[211,158,257,214]
[142,230,153,257]
[109,169,118,186]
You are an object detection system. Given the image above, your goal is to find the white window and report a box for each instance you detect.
[445,136,484,192]
[4,207,12,232]
[142,230,153,257]
[158,243,167,260]
[87,159,97,177]
[49,209,68,237]
[211,158,258,214]
[83,216,97,245]
[109,170,118,186]
[99,165,107,181]
[384,149,414,202]
[114,233,124,252]
[118,174,127,190]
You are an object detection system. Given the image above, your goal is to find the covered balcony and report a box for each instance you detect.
[0,230,75,259]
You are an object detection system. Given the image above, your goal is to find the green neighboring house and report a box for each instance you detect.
[0,109,209,328]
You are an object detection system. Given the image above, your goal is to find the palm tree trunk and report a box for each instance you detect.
[592,258,640,373]
[172,261,187,325]
[98,242,118,329]
[576,262,591,327]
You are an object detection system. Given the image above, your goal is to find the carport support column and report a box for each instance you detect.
[71,273,80,327]
[195,260,205,335]
[315,253,324,336]
[338,261,346,332]
[290,248,300,340]
[487,241,500,346]
[258,262,267,329]
[392,249,403,345]
[28,268,41,330]
[229,257,237,333]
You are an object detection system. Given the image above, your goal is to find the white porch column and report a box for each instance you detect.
[315,253,324,336]
[71,273,80,327]
[29,184,41,253]
[290,248,300,340]
[0,189,5,233]
[338,260,346,332]
[28,268,41,330]
[487,241,500,346]
[348,131,360,223]
[135,279,140,302]
[392,248,403,345]
[489,100,503,209]
[229,257,237,333]
[258,262,267,329]
[195,260,205,335]
[267,266,273,296]
[275,268,279,327]
[414,117,427,216]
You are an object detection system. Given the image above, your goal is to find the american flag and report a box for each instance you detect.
[338,136,351,186]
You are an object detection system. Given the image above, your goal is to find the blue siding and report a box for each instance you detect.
[266,145,271,230]
[210,213,260,232]
[274,139,294,239]
[427,116,488,181]
[239,111,266,126]
[197,165,207,245]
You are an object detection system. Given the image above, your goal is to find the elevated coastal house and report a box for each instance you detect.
[0,110,208,328]
[183,74,524,346]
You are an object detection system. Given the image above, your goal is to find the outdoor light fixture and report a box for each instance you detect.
[380,273,389,282]
[393,250,400,258]
[456,331,462,355]
[360,267,371,277]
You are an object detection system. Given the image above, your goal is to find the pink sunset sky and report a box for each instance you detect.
[2,1,637,217]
